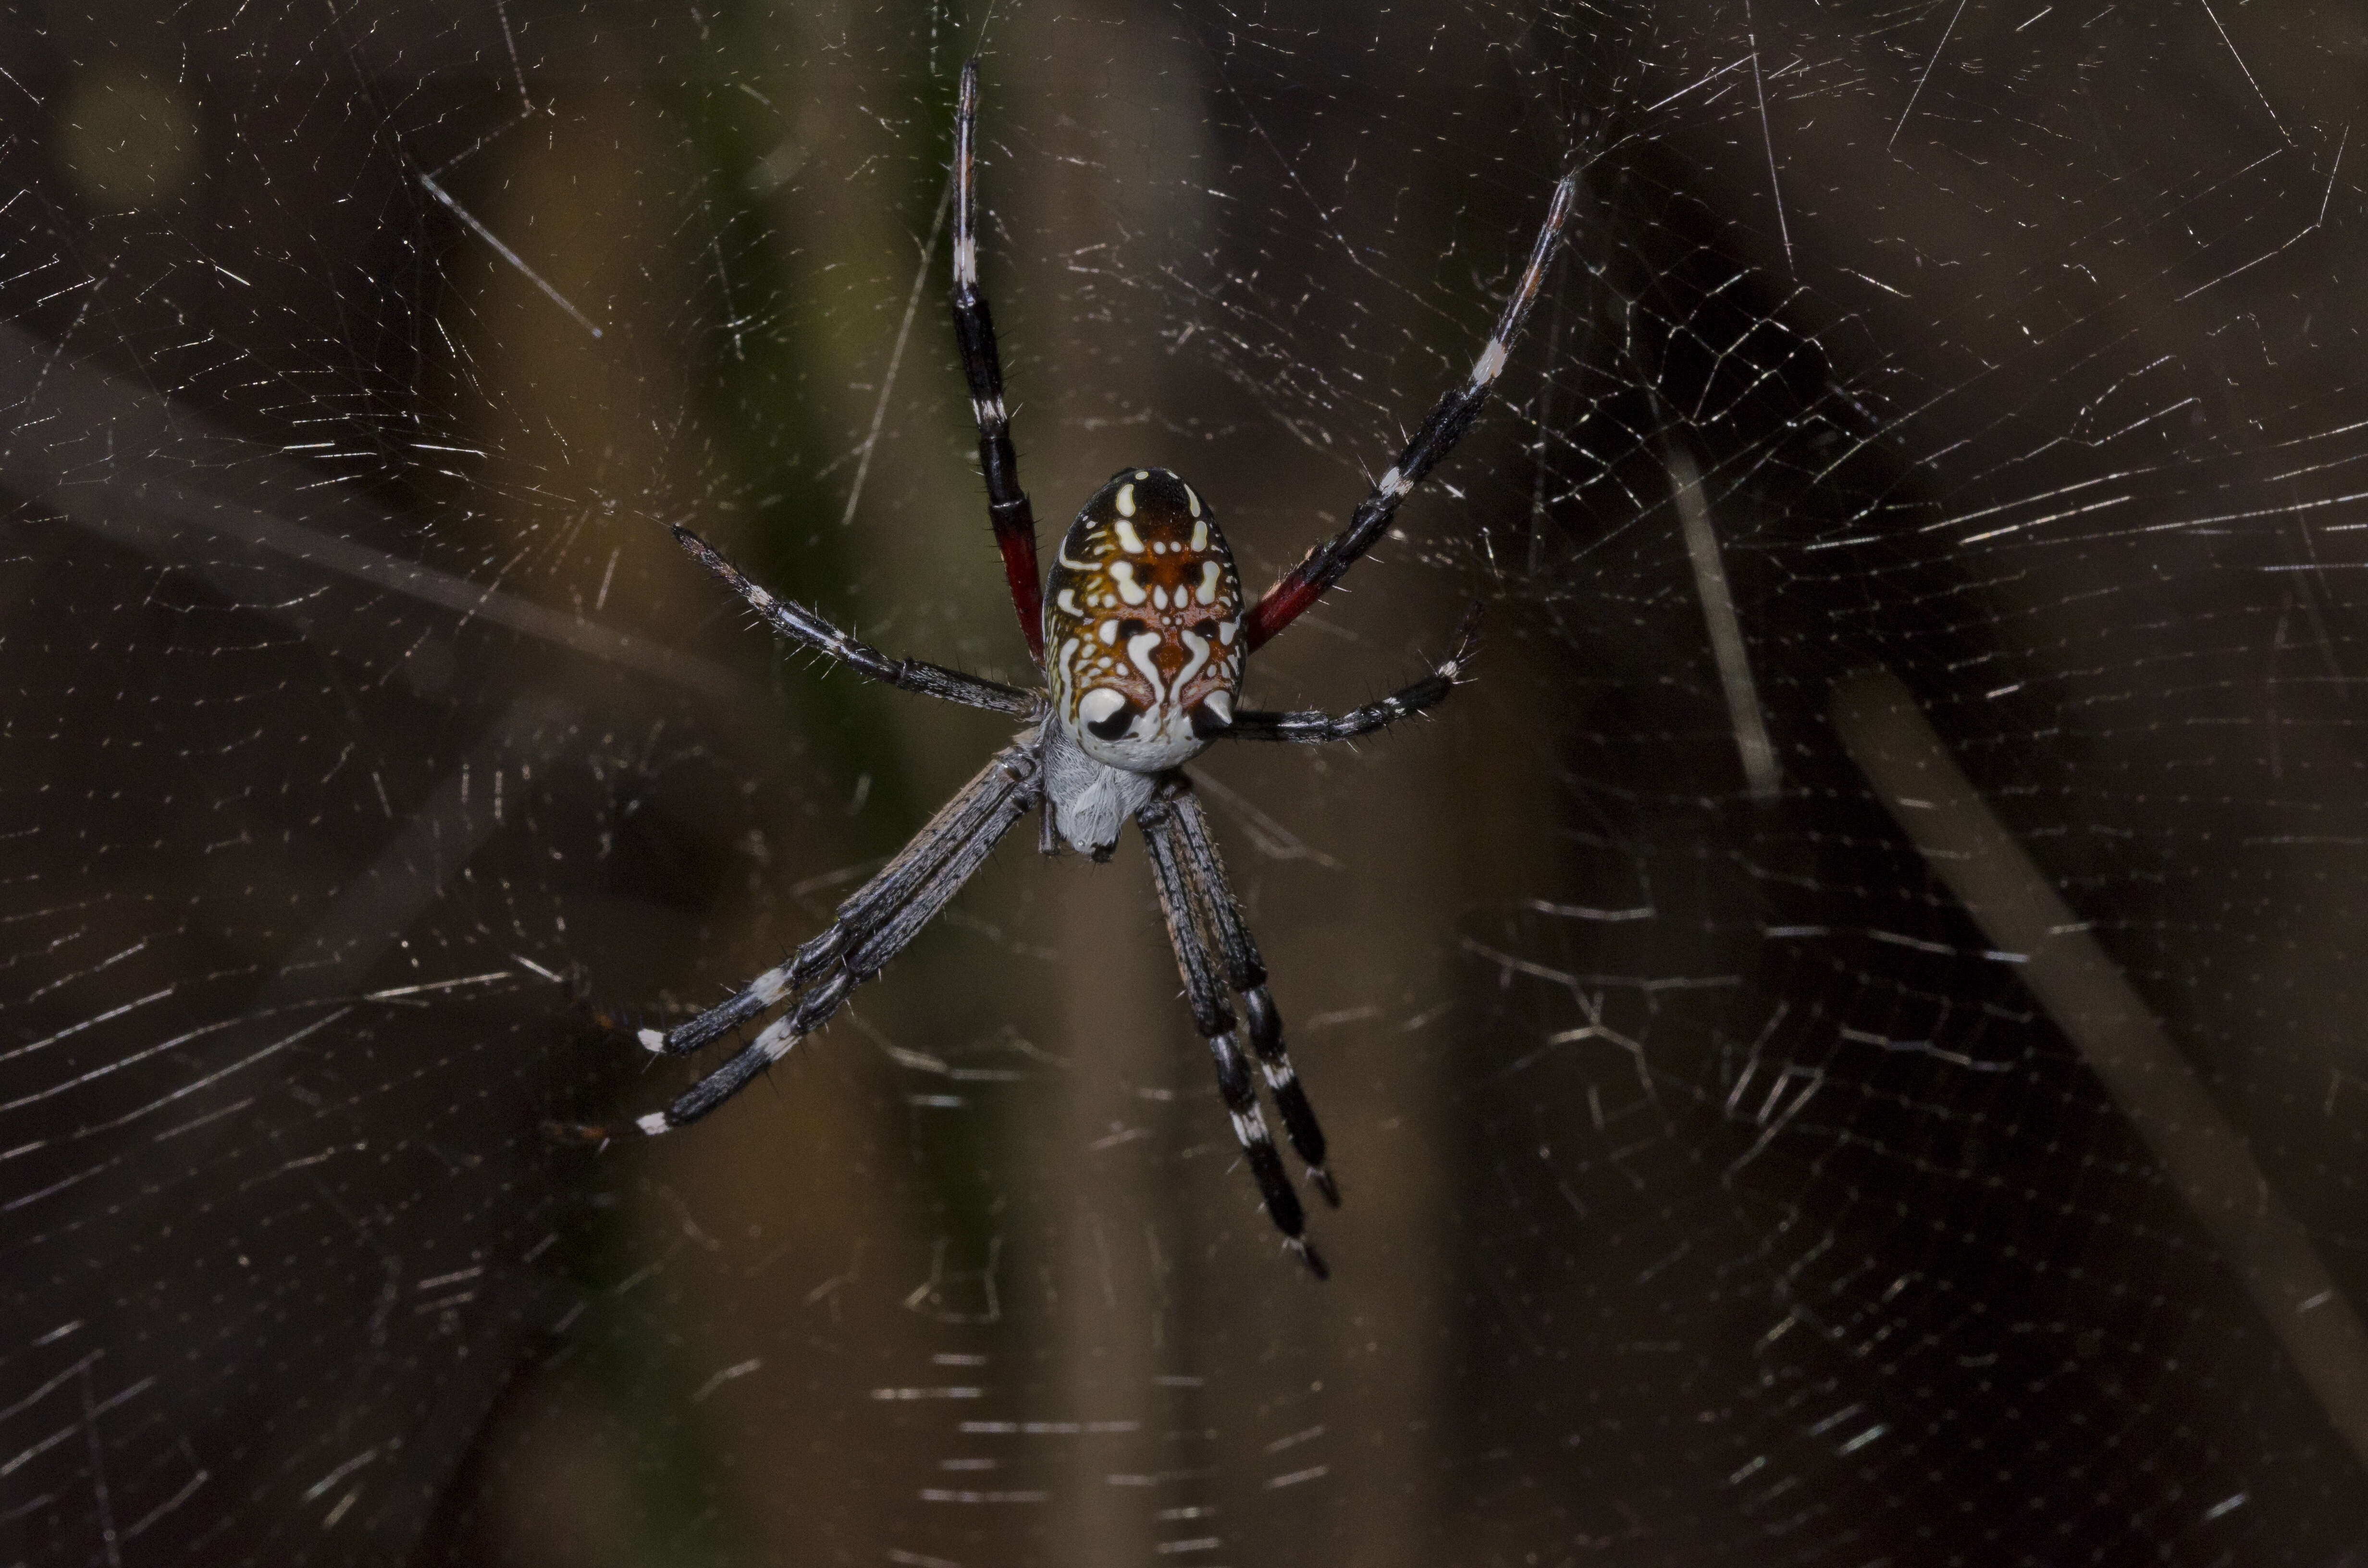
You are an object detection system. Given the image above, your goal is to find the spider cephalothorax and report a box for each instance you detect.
[559,59,1575,1280]
[1045,467,1244,772]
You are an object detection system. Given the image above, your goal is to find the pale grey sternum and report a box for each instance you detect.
[1040,719,1170,855]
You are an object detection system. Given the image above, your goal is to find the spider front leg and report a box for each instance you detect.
[552,731,1043,1139]
[634,728,1053,1060]
[672,526,1040,719]
[1154,781,1337,1206]
[1138,786,1329,1279]
[1221,603,1482,746]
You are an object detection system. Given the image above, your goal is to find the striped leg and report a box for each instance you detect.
[1222,603,1480,747]
[1156,782,1338,1206]
[950,59,1046,665]
[1138,790,1326,1278]
[673,527,1040,719]
[1241,172,1578,651]
[551,735,1041,1139]
[637,731,1047,1059]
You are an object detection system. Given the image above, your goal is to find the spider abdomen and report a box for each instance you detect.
[1043,467,1245,772]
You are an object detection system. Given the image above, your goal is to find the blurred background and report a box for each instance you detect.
[6,0,2368,1563]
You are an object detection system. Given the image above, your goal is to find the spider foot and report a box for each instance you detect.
[543,1110,671,1145]
[1307,1164,1341,1208]
[542,1118,612,1146]
[1440,599,1485,679]
[1289,1236,1331,1281]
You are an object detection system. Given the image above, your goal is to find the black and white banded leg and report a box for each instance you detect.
[552,735,1042,1139]
[1138,788,1327,1278]
[1154,781,1339,1206]
[1222,604,1481,745]
[639,728,1049,1060]
[950,59,1047,664]
[1242,173,1578,650]
[673,526,1042,719]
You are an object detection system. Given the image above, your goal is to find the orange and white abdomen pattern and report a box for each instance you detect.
[1042,467,1245,773]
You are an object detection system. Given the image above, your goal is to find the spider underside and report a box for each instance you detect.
[558,60,1576,1279]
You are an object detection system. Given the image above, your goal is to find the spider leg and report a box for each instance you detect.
[638,730,1049,1058]
[1154,781,1338,1206]
[1221,602,1481,747]
[1138,790,1328,1279]
[1241,172,1578,651]
[552,733,1042,1139]
[951,59,1046,664]
[673,526,1042,720]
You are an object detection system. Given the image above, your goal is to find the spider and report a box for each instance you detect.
[557,60,1575,1278]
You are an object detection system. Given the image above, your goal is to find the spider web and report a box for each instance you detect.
[5,0,2367,1563]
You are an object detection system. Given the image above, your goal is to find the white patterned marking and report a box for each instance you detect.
[1126,630,1166,696]
[1113,517,1145,553]
[1195,562,1221,604]
[1175,626,1212,694]
[1115,483,1137,519]
[637,1112,669,1135]
[1470,337,1509,386]
[1109,561,1148,605]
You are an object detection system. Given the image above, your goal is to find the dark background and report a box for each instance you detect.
[5,0,2368,1563]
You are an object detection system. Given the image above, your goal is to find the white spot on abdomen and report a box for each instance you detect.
[1195,562,1221,604]
[1109,561,1148,605]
